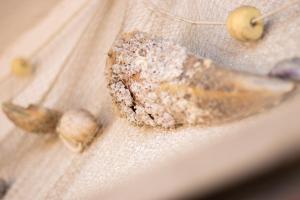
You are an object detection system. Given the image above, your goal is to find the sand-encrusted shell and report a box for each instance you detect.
[106,31,294,129]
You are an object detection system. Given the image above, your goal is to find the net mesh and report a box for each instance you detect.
[0,0,300,199]
[121,0,300,74]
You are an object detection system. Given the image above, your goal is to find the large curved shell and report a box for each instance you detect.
[106,31,294,129]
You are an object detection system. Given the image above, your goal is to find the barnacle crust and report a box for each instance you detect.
[106,31,294,129]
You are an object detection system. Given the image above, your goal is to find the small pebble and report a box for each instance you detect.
[269,57,300,81]
[0,178,8,199]
[2,102,62,134]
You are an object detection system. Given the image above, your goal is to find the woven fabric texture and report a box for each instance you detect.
[0,0,300,199]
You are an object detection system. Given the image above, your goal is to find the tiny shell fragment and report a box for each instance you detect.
[106,31,294,129]
[2,102,62,133]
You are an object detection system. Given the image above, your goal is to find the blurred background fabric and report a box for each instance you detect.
[0,0,300,199]
[0,0,60,53]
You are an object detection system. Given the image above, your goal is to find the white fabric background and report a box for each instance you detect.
[0,0,299,199]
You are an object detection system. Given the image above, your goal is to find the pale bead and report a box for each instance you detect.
[11,57,33,76]
[226,6,264,42]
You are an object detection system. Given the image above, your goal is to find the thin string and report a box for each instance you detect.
[28,1,92,59]
[0,1,92,86]
[144,0,225,25]
[37,1,103,105]
[5,1,99,104]
[145,0,300,26]
[252,0,300,23]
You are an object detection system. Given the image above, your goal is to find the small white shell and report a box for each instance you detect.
[56,109,99,153]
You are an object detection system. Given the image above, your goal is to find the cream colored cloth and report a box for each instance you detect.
[0,0,300,199]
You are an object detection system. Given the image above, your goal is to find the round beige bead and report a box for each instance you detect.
[11,57,33,76]
[226,6,264,42]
